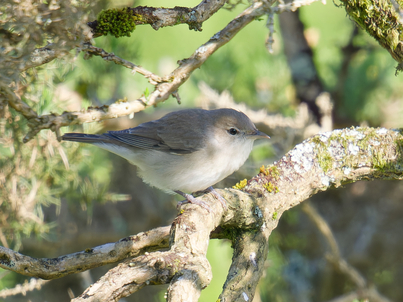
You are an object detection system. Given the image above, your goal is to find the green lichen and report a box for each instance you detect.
[175,13,187,25]
[263,182,279,193]
[339,0,403,67]
[318,151,333,172]
[372,137,403,172]
[259,165,280,180]
[97,8,139,38]
[272,212,278,220]
[233,179,247,190]
[312,136,333,173]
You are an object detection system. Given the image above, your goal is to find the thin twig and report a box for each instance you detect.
[301,202,392,302]
[81,44,162,84]
[0,278,49,298]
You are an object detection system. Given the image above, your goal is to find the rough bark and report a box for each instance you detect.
[1,127,402,301]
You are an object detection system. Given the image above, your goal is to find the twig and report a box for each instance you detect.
[9,0,277,143]
[0,278,49,298]
[198,81,311,131]
[80,44,162,84]
[301,202,341,258]
[1,83,38,121]
[142,0,276,107]
[274,0,326,13]
[301,202,393,302]
[22,44,69,72]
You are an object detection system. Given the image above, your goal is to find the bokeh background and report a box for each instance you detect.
[1,0,403,301]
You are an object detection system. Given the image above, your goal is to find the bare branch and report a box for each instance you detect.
[10,1,277,143]
[198,81,312,130]
[72,190,231,302]
[0,227,170,279]
[148,0,274,105]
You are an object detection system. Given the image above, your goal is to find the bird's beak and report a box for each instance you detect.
[251,130,270,140]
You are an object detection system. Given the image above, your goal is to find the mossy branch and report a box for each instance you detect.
[338,0,403,72]
[87,0,227,37]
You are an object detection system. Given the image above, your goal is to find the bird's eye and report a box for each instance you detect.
[228,128,238,135]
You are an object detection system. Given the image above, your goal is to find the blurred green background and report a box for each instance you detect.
[1,0,403,301]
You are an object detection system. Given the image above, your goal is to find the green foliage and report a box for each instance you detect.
[97,8,137,38]
[0,63,125,250]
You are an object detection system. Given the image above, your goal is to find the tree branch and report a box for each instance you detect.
[1,127,401,301]
[88,0,227,34]
[5,0,327,143]
[8,1,277,143]
[74,127,403,301]
[0,227,170,279]
[338,0,403,71]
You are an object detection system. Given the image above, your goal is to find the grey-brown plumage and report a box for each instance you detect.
[62,108,270,210]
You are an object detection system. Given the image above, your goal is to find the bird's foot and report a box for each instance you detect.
[205,186,228,211]
[175,190,212,212]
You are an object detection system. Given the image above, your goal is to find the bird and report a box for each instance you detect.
[62,108,270,211]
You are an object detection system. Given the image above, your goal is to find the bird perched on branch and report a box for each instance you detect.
[62,108,270,211]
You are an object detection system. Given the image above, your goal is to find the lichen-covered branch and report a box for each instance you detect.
[1,127,401,301]
[72,127,403,302]
[87,0,227,37]
[338,0,403,71]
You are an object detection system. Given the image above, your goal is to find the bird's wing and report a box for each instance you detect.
[105,110,207,154]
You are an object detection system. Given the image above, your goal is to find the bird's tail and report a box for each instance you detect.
[62,133,109,144]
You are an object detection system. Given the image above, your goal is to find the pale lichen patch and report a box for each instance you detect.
[289,142,315,174]
[348,143,360,155]
[321,175,331,186]
[376,128,388,135]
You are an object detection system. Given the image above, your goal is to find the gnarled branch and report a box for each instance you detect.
[1,127,401,301]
